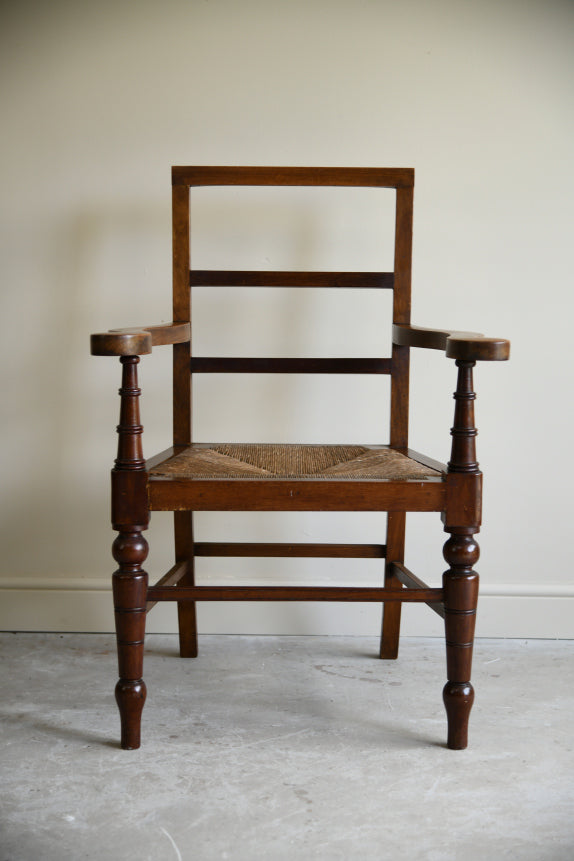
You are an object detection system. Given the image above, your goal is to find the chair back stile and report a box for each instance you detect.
[172,183,192,448]
[389,184,413,450]
[171,182,196,657]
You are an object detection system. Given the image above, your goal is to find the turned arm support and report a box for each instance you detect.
[90,322,190,356]
[393,324,510,362]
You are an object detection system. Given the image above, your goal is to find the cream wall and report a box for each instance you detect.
[1,0,573,637]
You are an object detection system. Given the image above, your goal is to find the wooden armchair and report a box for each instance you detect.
[91,167,509,750]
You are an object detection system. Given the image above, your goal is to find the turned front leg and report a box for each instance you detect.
[111,356,150,749]
[443,359,482,750]
[112,529,148,749]
[442,530,479,749]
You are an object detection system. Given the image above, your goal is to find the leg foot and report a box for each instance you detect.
[380,604,401,659]
[115,679,147,749]
[443,681,474,749]
[178,602,198,658]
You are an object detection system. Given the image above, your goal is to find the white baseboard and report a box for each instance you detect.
[0,579,572,638]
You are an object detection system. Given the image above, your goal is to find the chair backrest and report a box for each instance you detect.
[171,167,414,450]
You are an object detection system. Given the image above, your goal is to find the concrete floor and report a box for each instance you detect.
[0,634,573,861]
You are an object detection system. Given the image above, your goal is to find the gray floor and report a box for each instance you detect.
[1,634,573,861]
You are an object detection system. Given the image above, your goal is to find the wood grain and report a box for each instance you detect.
[90,323,190,357]
[189,357,393,374]
[146,585,443,603]
[442,360,482,749]
[111,357,149,749]
[172,166,414,188]
[389,561,445,618]
[193,542,387,558]
[148,476,445,512]
[190,270,394,288]
[393,324,510,362]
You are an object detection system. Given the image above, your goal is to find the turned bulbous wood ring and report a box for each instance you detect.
[443,534,479,568]
[112,531,149,566]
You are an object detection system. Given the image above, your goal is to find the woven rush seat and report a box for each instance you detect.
[149,443,443,480]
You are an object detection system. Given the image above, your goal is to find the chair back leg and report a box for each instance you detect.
[380,511,406,658]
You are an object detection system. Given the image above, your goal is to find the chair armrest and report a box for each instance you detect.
[90,322,190,356]
[393,324,510,362]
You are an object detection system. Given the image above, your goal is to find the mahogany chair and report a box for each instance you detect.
[91,167,509,750]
